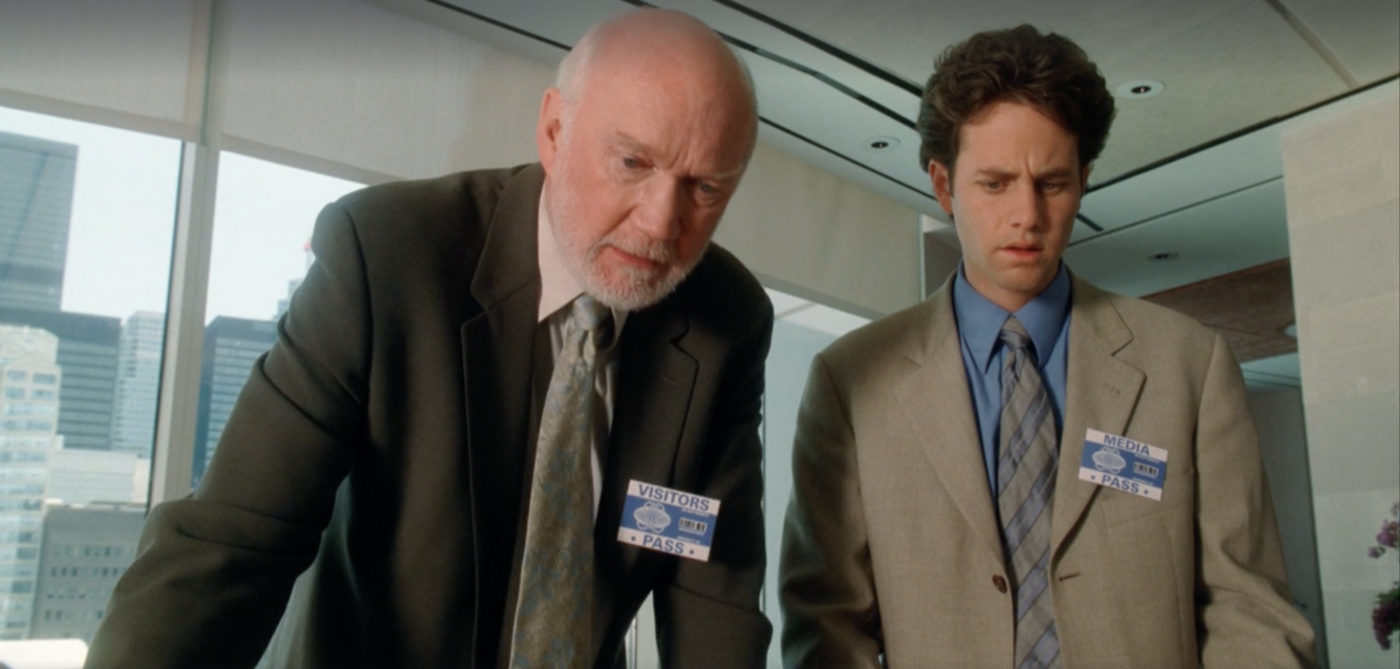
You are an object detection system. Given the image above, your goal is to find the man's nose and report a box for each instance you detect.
[633,179,684,240]
[1007,183,1045,230]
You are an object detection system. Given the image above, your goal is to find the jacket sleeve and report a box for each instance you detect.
[84,200,372,669]
[652,298,775,669]
[779,353,885,669]
[1195,333,1317,667]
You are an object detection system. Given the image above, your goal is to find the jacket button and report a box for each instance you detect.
[992,575,1008,593]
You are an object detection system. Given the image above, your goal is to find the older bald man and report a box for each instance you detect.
[87,9,772,669]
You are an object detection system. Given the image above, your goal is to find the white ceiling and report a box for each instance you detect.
[373,0,1398,299]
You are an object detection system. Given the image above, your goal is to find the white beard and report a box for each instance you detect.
[544,160,700,312]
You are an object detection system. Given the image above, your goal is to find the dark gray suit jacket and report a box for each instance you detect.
[86,164,774,668]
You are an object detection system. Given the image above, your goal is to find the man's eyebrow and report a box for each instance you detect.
[708,165,747,182]
[612,131,649,155]
[971,167,1076,179]
[972,168,1016,179]
[1034,167,1076,180]
[612,131,746,183]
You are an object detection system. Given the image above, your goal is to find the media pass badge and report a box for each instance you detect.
[1078,428,1169,501]
[617,480,719,562]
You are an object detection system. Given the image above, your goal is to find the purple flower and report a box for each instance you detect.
[1381,520,1400,550]
[1375,598,1399,651]
[1368,503,1400,650]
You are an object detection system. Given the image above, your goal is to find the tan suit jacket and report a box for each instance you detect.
[780,274,1315,668]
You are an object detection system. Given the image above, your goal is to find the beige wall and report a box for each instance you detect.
[1283,90,1400,669]
[717,144,922,317]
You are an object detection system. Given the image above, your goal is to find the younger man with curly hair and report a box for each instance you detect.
[780,24,1316,669]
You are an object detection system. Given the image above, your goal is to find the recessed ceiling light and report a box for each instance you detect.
[1117,80,1164,99]
[1148,252,1178,261]
[863,135,900,151]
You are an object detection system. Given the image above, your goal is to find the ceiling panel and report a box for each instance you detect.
[734,0,915,50]
[1089,0,1348,183]
[365,0,1396,312]
[746,0,1253,83]
[741,54,928,192]
[645,0,920,117]
[738,0,1357,184]
[1078,126,1283,233]
[1063,178,1290,297]
[1285,0,1400,85]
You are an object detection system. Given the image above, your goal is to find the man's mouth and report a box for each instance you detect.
[1000,243,1043,259]
[601,244,671,272]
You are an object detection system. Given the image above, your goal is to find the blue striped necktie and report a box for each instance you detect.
[996,316,1062,669]
[509,295,610,669]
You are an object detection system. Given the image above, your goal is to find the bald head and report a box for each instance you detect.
[555,9,758,142]
[534,9,761,310]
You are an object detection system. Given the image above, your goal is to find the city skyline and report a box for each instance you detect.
[0,105,360,326]
[0,110,344,645]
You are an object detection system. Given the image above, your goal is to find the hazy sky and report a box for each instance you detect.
[0,104,360,325]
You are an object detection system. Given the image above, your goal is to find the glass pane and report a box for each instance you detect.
[0,104,180,644]
[192,152,361,489]
[759,289,870,668]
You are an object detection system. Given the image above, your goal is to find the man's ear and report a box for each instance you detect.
[536,87,564,173]
[1080,163,1093,192]
[929,160,955,217]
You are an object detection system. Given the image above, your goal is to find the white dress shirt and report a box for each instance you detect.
[536,198,627,520]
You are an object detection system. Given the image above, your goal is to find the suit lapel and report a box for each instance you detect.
[894,285,1006,564]
[458,165,545,662]
[1051,276,1145,555]
[592,299,696,644]
[599,306,696,569]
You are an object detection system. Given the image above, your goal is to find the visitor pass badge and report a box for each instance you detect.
[1078,428,1168,501]
[617,480,719,562]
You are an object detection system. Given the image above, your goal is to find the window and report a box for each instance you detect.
[190,152,360,489]
[1,104,179,641]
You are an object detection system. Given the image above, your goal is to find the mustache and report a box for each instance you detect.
[594,236,679,264]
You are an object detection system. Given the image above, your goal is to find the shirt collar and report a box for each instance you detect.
[536,195,583,323]
[535,195,629,334]
[952,262,1071,372]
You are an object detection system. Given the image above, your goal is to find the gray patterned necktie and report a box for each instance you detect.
[509,295,610,669]
[996,316,1062,669]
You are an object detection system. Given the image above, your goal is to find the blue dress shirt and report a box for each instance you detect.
[951,264,1072,499]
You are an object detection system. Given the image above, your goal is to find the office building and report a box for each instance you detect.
[0,132,76,313]
[0,308,121,452]
[192,316,277,488]
[273,240,312,321]
[29,503,144,643]
[109,311,163,458]
[44,449,146,507]
[0,325,62,640]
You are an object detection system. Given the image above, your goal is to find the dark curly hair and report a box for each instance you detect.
[917,24,1116,175]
